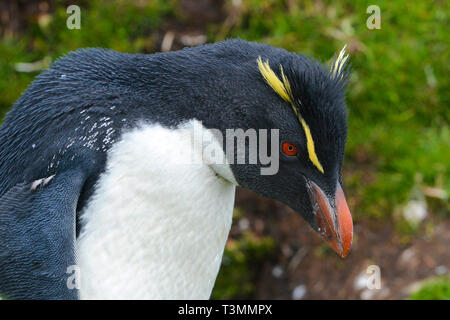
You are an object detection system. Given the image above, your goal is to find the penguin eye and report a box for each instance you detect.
[281,142,298,156]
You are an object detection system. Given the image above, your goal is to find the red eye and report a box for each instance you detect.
[282,142,298,156]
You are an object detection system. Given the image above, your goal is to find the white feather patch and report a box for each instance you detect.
[76,120,237,299]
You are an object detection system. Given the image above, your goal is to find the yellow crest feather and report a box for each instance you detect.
[257,56,325,174]
[300,118,325,174]
[331,44,349,79]
[257,56,292,103]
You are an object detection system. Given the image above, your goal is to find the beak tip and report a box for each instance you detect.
[327,231,352,259]
[339,238,352,258]
[309,181,353,259]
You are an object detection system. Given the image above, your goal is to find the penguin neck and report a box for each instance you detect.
[76,120,237,299]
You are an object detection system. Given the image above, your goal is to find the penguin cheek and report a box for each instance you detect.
[279,173,317,226]
[271,171,307,208]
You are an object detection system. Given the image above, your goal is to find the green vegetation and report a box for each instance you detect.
[410,277,450,300]
[0,0,173,119]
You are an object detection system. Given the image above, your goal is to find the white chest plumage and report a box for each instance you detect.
[76,120,237,299]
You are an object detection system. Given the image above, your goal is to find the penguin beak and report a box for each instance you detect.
[306,180,353,258]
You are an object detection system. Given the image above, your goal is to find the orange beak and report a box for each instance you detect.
[306,181,353,258]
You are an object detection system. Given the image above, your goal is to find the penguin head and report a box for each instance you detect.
[220,44,353,258]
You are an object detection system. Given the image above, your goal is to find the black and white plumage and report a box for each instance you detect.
[0,39,352,299]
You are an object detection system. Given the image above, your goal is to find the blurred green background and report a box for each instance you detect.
[0,0,448,299]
